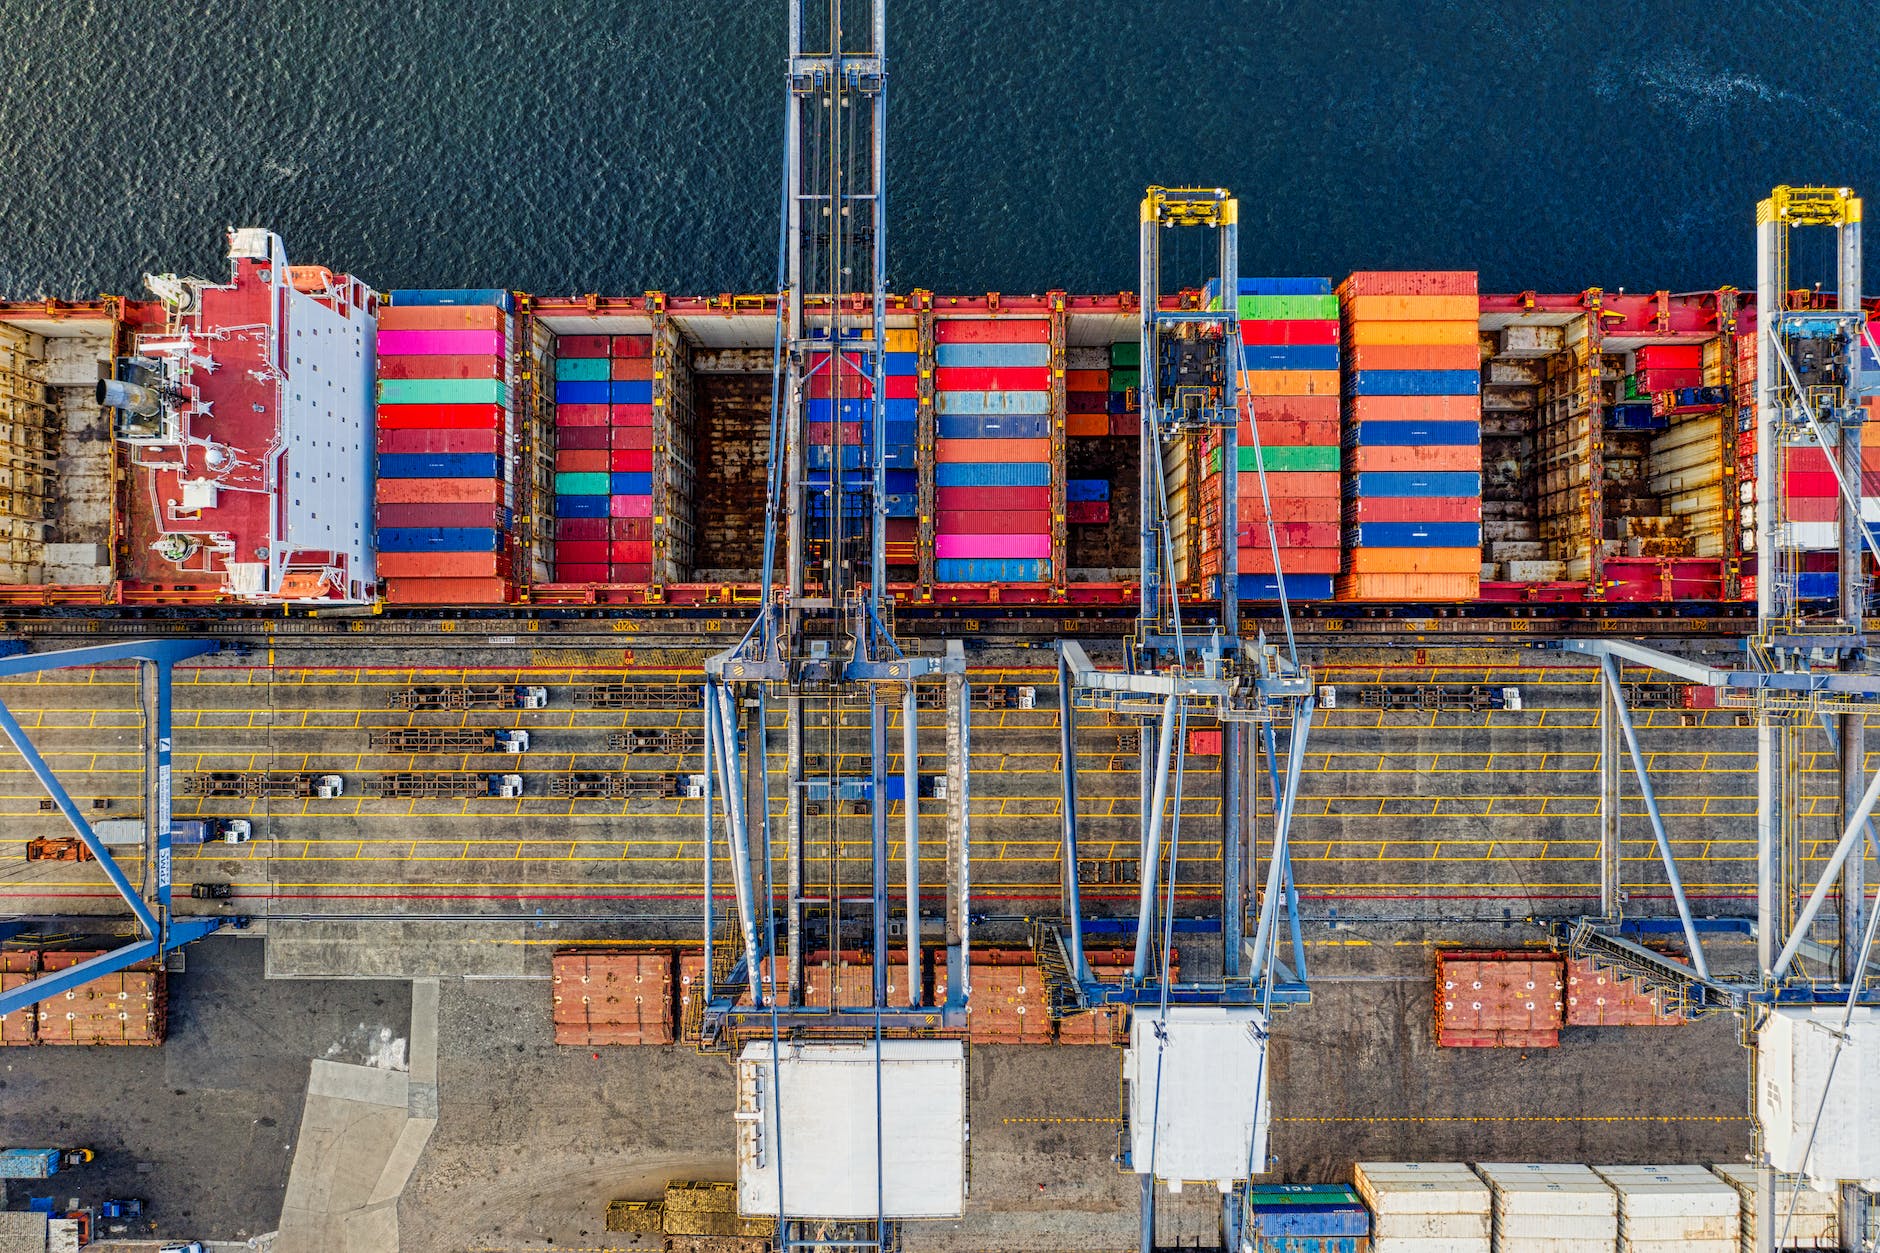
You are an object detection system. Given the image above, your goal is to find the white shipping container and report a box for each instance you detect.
[1709,1163,1838,1250]
[1491,1238,1609,1253]
[1594,1164,1739,1250]
[1371,1210,1491,1241]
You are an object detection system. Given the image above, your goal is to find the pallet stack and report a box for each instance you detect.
[933,318,1053,584]
[1210,277,1342,600]
[551,334,655,583]
[374,293,514,604]
[1337,272,1483,601]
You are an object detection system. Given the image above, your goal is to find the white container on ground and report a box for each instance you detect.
[1354,1161,1490,1251]
[1476,1162,1617,1252]
[1592,1164,1738,1250]
[1709,1163,1838,1251]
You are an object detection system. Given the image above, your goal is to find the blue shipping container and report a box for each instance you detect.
[611,380,654,406]
[1243,1206,1370,1238]
[375,527,502,553]
[933,341,1051,369]
[556,494,609,519]
[1346,369,1482,397]
[806,397,919,424]
[1797,572,1839,599]
[935,558,1052,582]
[934,390,1051,417]
[937,413,1051,439]
[611,472,653,495]
[1350,522,1483,548]
[1245,1238,1369,1253]
[1234,573,1335,601]
[388,288,514,313]
[1240,343,1340,372]
[1349,421,1481,447]
[1607,402,1667,432]
[882,421,918,447]
[1066,479,1110,503]
[1207,276,1333,297]
[555,380,610,406]
[808,445,868,470]
[378,453,501,479]
[1349,471,1482,497]
[885,352,919,375]
[885,470,918,494]
[935,462,1053,488]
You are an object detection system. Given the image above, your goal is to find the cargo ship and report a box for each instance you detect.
[0,226,1854,617]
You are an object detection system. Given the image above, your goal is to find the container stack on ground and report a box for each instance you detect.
[374,291,514,604]
[1353,1161,1491,1253]
[932,317,1053,583]
[1240,1184,1372,1253]
[1709,1163,1839,1252]
[1338,272,1483,600]
[1434,950,1565,1048]
[1477,1162,1619,1253]
[1211,277,1342,600]
[1592,1164,1739,1253]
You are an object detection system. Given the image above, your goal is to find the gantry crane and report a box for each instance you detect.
[1047,187,1316,1253]
[1555,187,1880,1252]
[697,2,971,1248]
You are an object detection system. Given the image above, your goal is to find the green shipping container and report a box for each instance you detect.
[1238,294,1340,320]
[554,472,611,496]
[556,356,611,382]
[1623,373,1642,400]
[378,377,508,407]
[1209,445,1341,474]
[1110,341,1141,368]
[1109,369,1141,391]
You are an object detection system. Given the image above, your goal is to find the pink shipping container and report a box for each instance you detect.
[935,533,1050,560]
[610,495,653,519]
[377,328,506,357]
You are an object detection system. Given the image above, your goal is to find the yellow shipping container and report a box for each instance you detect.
[1342,294,1480,321]
[1235,369,1340,396]
[884,327,919,353]
[1343,319,1479,348]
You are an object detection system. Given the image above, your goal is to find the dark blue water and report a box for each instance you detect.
[4,1,1877,299]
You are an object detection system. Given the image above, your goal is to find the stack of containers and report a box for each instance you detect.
[1239,1185,1371,1252]
[1109,341,1140,435]
[1434,950,1565,1048]
[374,292,513,603]
[806,328,920,570]
[1709,1163,1838,1252]
[1477,1163,1619,1253]
[1209,278,1342,599]
[550,333,656,582]
[933,319,1052,583]
[1353,1162,1490,1253]
[1591,1165,1738,1253]
[1065,346,1110,438]
[1337,272,1483,601]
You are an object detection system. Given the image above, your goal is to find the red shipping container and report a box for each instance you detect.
[933,318,1051,343]
[1238,522,1340,548]
[1241,417,1340,446]
[612,403,654,426]
[610,495,651,518]
[1339,270,1478,297]
[1067,390,1110,413]
[808,422,865,445]
[1634,367,1702,392]
[378,478,501,505]
[1239,495,1341,524]
[611,449,654,472]
[807,376,875,400]
[1243,394,1341,424]
[611,518,652,541]
[884,374,918,400]
[377,552,507,579]
[558,540,611,563]
[611,357,655,381]
[557,403,612,426]
[558,335,611,358]
[937,509,1051,533]
[610,563,653,581]
[1238,547,1342,574]
[1108,412,1140,437]
[557,426,609,450]
[934,437,1050,464]
[1785,495,1837,522]
[935,486,1050,511]
[1236,471,1340,498]
[1348,445,1482,473]
[1784,470,1838,496]
[1345,342,1479,371]
[378,305,504,332]
[611,425,653,450]
[933,366,1052,392]
[383,576,510,604]
[1067,413,1108,437]
[379,502,508,529]
[378,428,501,455]
[557,519,610,541]
[1065,500,1110,525]
[1238,318,1339,346]
[1784,445,1880,473]
[1344,495,1481,523]
[886,517,918,541]
[1345,395,1481,423]
[611,541,654,563]
[612,335,653,358]
[378,403,504,430]
[554,563,609,582]
[1066,369,1109,390]
[377,354,504,381]
[556,450,611,474]
[1636,343,1704,370]
[1188,729,1223,755]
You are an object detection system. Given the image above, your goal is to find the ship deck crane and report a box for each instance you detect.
[1046,187,1316,1253]
[697,2,971,1248]
[1551,187,1880,1253]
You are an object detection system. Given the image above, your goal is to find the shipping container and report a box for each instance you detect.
[1591,1164,1738,1252]
[1433,950,1564,1047]
[1476,1163,1619,1253]
[1352,1162,1490,1253]
[551,950,676,1046]
[1709,1163,1838,1253]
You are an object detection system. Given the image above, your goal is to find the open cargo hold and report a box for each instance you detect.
[1434,950,1564,1048]
[375,293,517,604]
[1352,1162,1490,1253]
[1477,1163,1619,1253]
[931,315,1059,586]
[1338,273,1483,602]
[1590,1164,1738,1253]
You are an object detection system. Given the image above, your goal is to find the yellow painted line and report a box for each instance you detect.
[1278,1115,1750,1125]
[1002,1116,1122,1125]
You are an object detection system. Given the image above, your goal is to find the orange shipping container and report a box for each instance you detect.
[1236,369,1339,396]
[377,304,506,332]
[1347,445,1482,473]
[1066,369,1108,391]
[556,450,610,473]
[1347,547,1480,575]
[1066,412,1109,437]
[1345,342,1481,371]
[1335,572,1480,601]
[382,577,512,604]
[1241,394,1340,423]
[1343,320,1478,348]
[1235,470,1341,499]
[376,552,508,579]
[1339,271,1479,298]
[1342,294,1480,322]
[1237,493,1341,524]
[610,357,656,381]
[933,437,1051,464]
[1345,395,1483,423]
[376,478,502,505]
